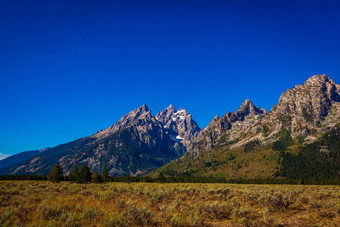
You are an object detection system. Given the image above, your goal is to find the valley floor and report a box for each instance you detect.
[1,181,340,226]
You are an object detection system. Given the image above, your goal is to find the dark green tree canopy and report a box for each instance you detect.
[91,171,102,183]
[70,164,79,183]
[79,163,92,183]
[102,166,110,182]
[48,164,63,183]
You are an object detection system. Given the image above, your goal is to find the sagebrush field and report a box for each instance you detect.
[1,181,340,226]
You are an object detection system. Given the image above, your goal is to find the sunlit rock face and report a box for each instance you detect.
[187,99,267,157]
[186,74,340,157]
[156,104,200,148]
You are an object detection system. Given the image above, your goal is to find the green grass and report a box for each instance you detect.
[154,145,280,179]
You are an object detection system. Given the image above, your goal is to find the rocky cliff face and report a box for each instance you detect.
[187,74,340,157]
[155,105,200,148]
[187,99,267,157]
[235,99,266,120]
[261,74,340,139]
[94,104,152,139]
[236,74,340,147]
[155,104,176,124]
[156,74,340,180]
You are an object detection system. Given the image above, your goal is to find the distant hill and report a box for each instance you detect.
[0,148,49,170]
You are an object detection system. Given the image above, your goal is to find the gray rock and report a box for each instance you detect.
[187,99,267,157]
[155,105,200,148]
[187,74,340,157]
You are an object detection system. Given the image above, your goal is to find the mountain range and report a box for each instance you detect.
[0,104,199,176]
[1,74,339,180]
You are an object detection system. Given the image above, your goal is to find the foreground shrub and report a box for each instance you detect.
[1,182,340,226]
[203,201,233,219]
[170,212,182,226]
[104,212,129,227]
[127,201,154,226]
[235,206,253,218]
[266,192,297,211]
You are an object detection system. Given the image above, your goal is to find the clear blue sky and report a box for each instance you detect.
[1,0,340,157]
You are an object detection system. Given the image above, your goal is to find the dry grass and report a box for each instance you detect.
[0,181,340,226]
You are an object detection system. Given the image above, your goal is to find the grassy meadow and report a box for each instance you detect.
[1,181,340,226]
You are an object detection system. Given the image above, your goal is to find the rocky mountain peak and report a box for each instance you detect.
[134,104,149,115]
[94,104,152,138]
[235,99,266,120]
[187,100,267,157]
[258,74,340,141]
[6,74,340,177]
[212,115,219,121]
[304,74,335,86]
[273,74,339,119]
[137,110,152,121]
[303,74,339,102]
[155,105,200,148]
[116,104,150,125]
[168,104,175,110]
[155,104,176,124]
[172,108,188,120]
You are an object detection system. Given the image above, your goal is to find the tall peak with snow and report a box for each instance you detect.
[156,105,200,148]
[155,104,176,124]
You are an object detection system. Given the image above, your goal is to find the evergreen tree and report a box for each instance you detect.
[158,171,166,183]
[79,163,92,183]
[273,129,295,151]
[48,164,63,183]
[102,166,110,182]
[70,165,79,183]
[91,171,102,183]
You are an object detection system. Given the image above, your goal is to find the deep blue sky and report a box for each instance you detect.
[1,0,340,157]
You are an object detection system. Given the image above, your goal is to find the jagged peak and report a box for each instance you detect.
[114,104,151,125]
[235,99,265,119]
[168,104,175,110]
[139,109,152,118]
[155,104,177,123]
[176,108,187,114]
[137,104,149,112]
[158,104,176,113]
[239,99,253,108]
[93,104,152,138]
[277,74,339,105]
[213,115,219,120]
[172,108,190,122]
[304,74,336,86]
[210,115,220,123]
[159,104,176,112]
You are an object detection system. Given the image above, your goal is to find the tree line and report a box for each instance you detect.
[278,126,340,182]
[0,164,339,185]
[47,163,111,183]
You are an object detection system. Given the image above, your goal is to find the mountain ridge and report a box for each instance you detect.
[156,74,340,179]
[0,104,198,176]
[1,74,339,180]
[186,99,267,157]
